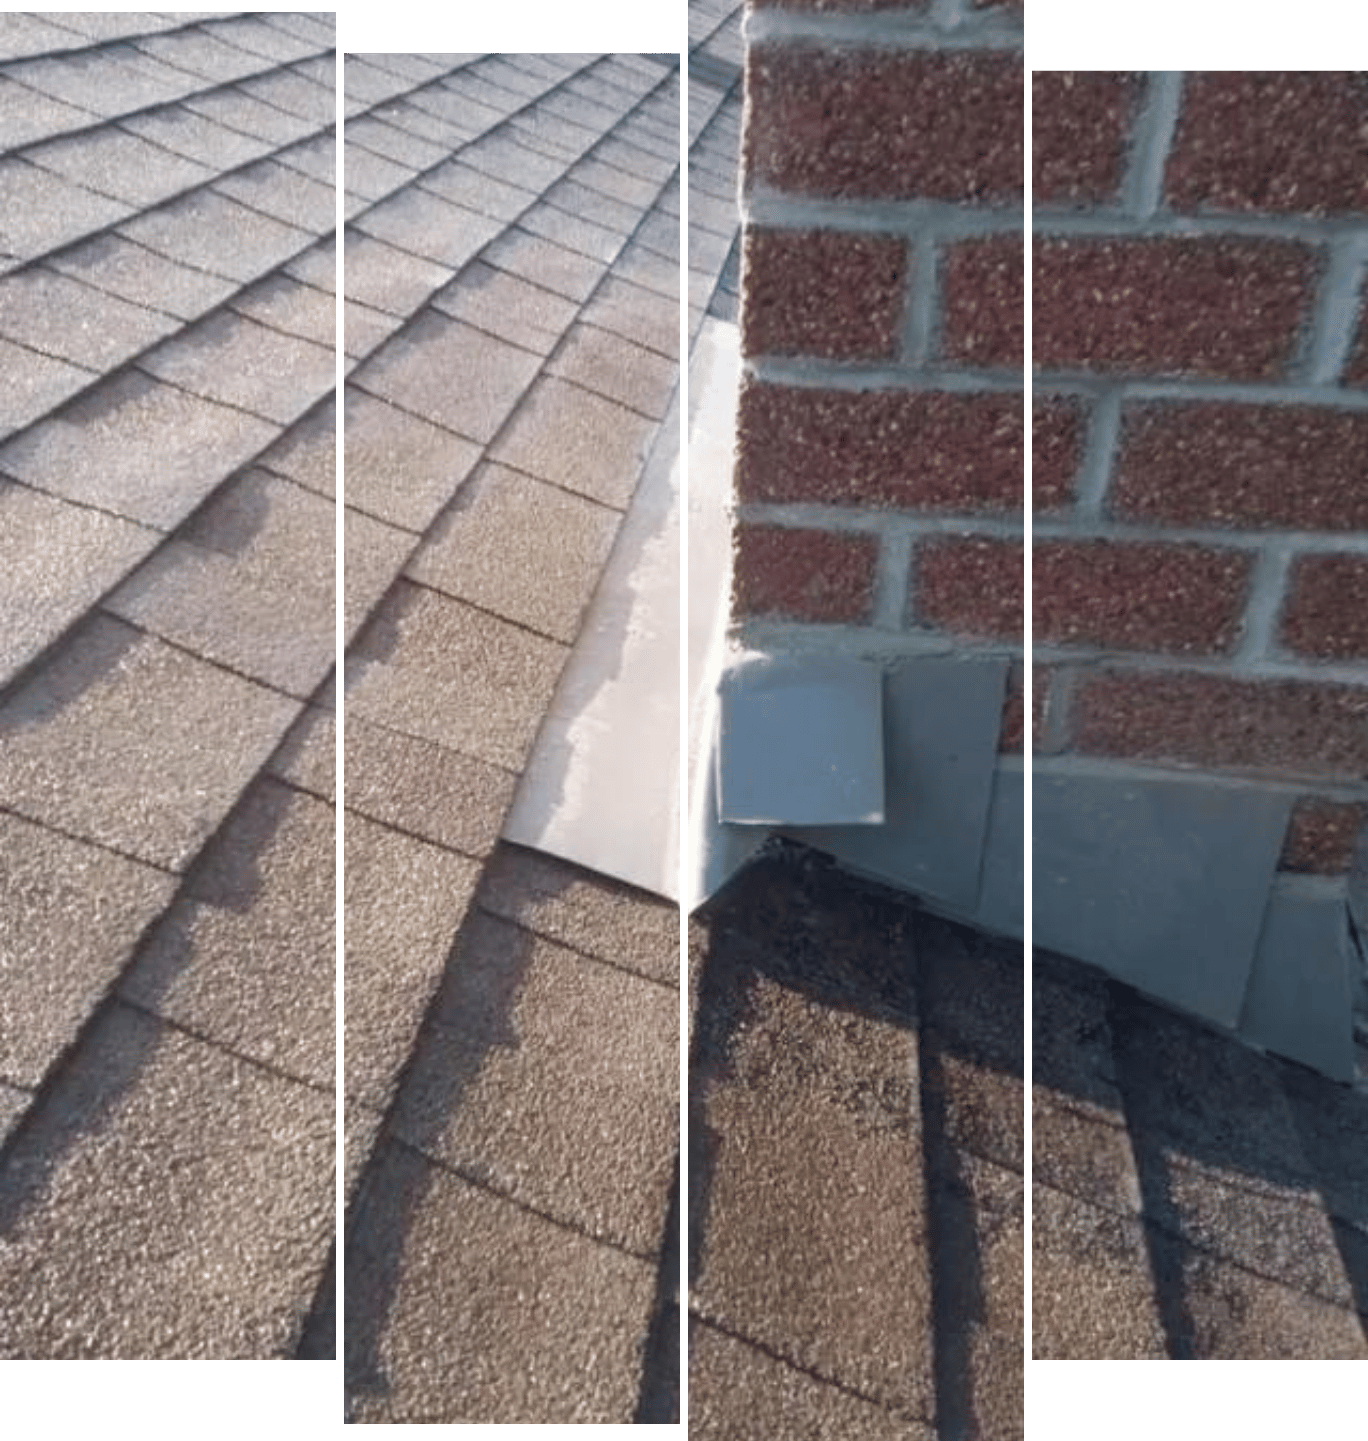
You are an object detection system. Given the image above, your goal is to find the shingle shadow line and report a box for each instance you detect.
[0,801,179,880]
[632,1152,680,1423]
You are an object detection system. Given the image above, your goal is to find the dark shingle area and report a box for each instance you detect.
[0,11,337,1361]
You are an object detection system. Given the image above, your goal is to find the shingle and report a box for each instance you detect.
[0,334,93,438]
[0,13,88,59]
[345,581,566,772]
[7,49,184,117]
[0,614,298,871]
[274,130,336,187]
[391,913,677,1255]
[214,157,335,234]
[22,125,215,208]
[0,810,176,1092]
[343,710,515,859]
[436,69,529,119]
[202,14,325,64]
[581,274,678,357]
[262,12,336,46]
[24,12,182,45]
[460,130,568,192]
[343,55,413,107]
[547,323,679,419]
[344,506,411,639]
[345,1143,655,1423]
[344,113,448,170]
[239,68,335,126]
[544,176,642,234]
[344,811,481,1113]
[255,396,335,498]
[120,102,274,170]
[518,201,625,264]
[105,469,335,696]
[0,369,277,528]
[183,85,318,145]
[343,228,452,316]
[402,82,502,139]
[0,1003,333,1359]
[284,234,337,293]
[481,227,605,301]
[0,479,159,686]
[355,311,542,444]
[344,386,481,533]
[139,310,333,425]
[476,56,558,101]
[0,158,128,262]
[613,240,679,300]
[416,159,536,221]
[49,230,236,319]
[343,142,417,203]
[489,375,658,510]
[0,74,98,151]
[130,26,270,84]
[429,259,579,356]
[120,187,312,282]
[354,184,501,271]
[266,703,335,801]
[345,298,401,359]
[0,1084,28,1149]
[571,155,664,208]
[351,53,452,85]
[0,266,175,374]
[406,461,621,642]
[230,272,335,348]
[539,88,625,133]
[506,111,600,163]
[121,779,335,1089]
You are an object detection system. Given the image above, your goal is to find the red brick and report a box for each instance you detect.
[1032,397,1083,511]
[940,236,1023,368]
[1279,797,1368,875]
[1073,670,1368,779]
[742,228,907,362]
[999,661,1043,752]
[1167,73,1368,218]
[732,524,879,623]
[1033,72,1137,205]
[1033,237,1316,381]
[1113,403,1368,534]
[1033,540,1252,655]
[1281,553,1368,661]
[737,382,1023,513]
[744,47,1023,201]
[913,536,1023,641]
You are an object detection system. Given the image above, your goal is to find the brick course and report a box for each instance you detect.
[941,236,1023,368]
[1280,554,1368,661]
[913,536,1023,641]
[1031,71,1136,206]
[734,524,879,623]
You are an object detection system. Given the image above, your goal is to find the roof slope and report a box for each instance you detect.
[0,11,337,1358]
[337,53,682,1422]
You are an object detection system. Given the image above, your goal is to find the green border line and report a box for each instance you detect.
[1026,0,1366,1429]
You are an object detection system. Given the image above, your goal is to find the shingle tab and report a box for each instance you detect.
[0,267,176,371]
[214,157,335,233]
[50,231,237,319]
[0,334,93,438]
[343,228,452,315]
[0,157,129,261]
[119,187,311,281]
[0,74,98,151]
[0,614,299,871]
[22,124,215,208]
[120,102,274,170]
[0,369,277,528]
[429,259,579,355]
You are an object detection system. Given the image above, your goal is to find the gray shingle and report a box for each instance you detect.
[416,159,535,222]
[202,14,324,64]
[0,74,98,151]
[351,53,452,85]
[119,188,311,282]
[429,259,578,356]
[230,272,334,348]
[139,310,332,425]
[7,49,184,117]
[0,809,175,1091]
[344,113,448,170]
[547,322,678,420]
[343,228,452,316]
[120,103,274,170]
[344,298,401,360]
[460,130,567,192]
[345,581,566,772]
[0,479,159,687]
[518,201,625,265]
[50,230,236,320]
[343,55,415,107]
[183,85,317,145]
[130,26,270,84]
[214,157,335,234]
[344,506,411,638]
[105,469,335,696]
[543,176,642,234]
[0,158,128,262]
[353,185,500,271]
[0,334,93,439]
[581,274,678,357]
[0,1003,333,1359]
[255,396,335,498]
[344,386,481,533]
[120,778,335,1089]
[356,311,542,445]
[23,124,215,210]
[284,234,336,293]
[0,13,89,59]
[489,374,658,510]
[0,369,277,528]
[239,68,334,126]
[0,614,298,871]
[481,227,605,302]
[342,142,417,203]
[274,130,336,186]
[406,461,620,643]
[344,811,481,1113]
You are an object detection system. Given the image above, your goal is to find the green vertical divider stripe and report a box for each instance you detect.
[1026,0,1366,1429]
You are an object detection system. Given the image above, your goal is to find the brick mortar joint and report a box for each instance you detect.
[1034,647,1368,690]
[743,11,1023,50]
